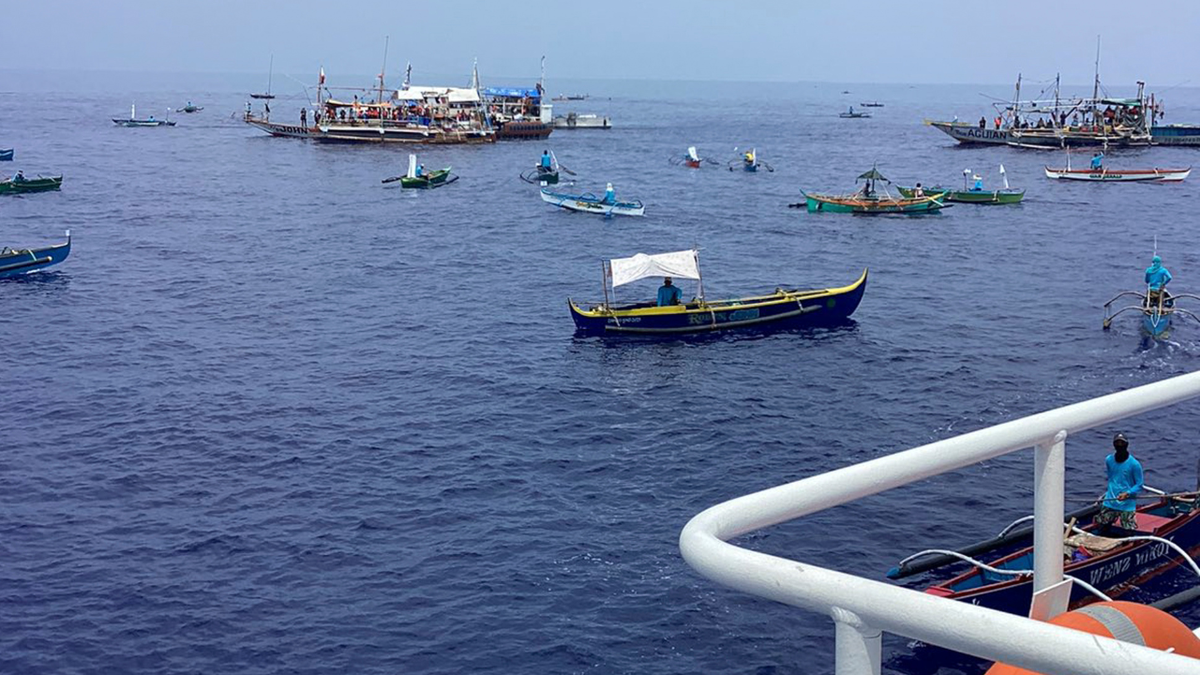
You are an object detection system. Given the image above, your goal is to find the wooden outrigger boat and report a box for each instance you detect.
[540,186,644,217]
[0,149,12,161]
[1104,288,1199,339]
[914,493,1200,616]
[176,104,204,113]
[0,231,70,279]
[113,103,175,127]
[801,167,948,214]
[1045,166,1191,182]
[728,148,773,173]
[898,165,1025,204]
[0,174,63,194]
[839,108,871,118]
[383,154,456,189]
[568,249,867,336]
[860,102,885,107]
[671,146,715,169]
[521,151,569,185]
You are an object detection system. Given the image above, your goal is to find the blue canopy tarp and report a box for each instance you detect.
[481,87,541,100]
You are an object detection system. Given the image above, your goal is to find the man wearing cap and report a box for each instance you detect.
[1095,433,1143,531]
[657,277,683,307]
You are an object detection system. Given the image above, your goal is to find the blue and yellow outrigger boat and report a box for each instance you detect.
[568,249,866,335]
[0,230,71,279]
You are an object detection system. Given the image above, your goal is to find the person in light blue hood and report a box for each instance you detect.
[1145,255,1172,292]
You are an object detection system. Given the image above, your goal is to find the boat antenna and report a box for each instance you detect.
[1154,234,1158,258]
[267,54,274,96]
[1092,35,1101,122]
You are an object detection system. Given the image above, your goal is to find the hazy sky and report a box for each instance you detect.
[8,1,1198,88]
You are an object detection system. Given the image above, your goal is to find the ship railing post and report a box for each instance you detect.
[1032,430,1067,614]
[831,607,880,675]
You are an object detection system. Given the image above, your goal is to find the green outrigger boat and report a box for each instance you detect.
[0,174,63,195]
[382,154,457,189]
[797,167,948,214]
[898,166,1024,204]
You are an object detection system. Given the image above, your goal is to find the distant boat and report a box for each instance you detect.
[799,167,949,215]
[0,230,70,279]
[0,174,63,194]
[251,55,276,100]
[176,104,204,113]
[552,112,611,129]
[541,187,644,217]
[552,94,588,101]
[1044,166,1191,182]
[382,154,457,189]
[860,102,884,107]
[113,103,175,127]
[0,148,12,161]
[839,108,871,119]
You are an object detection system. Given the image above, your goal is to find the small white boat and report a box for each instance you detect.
[540,187,644,217]
[1043,166,1191,182]
[552,112,612,129]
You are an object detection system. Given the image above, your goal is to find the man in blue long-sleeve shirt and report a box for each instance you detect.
[657,277,683,306]
[1094,433,1143,531]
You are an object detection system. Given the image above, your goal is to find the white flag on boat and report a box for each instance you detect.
[609,250,700,288]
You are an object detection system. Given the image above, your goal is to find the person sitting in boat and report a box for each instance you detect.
[1091,152,1104,170]
[602,183,616,205]
[1094,433,1143,532]
[540,150,553,170]
[744,150,755,166]
[12,170,25,183]
[1145,255,1172,303]
[913,183,925,198]
[657,277,683,307]
[415,164,425,178]
[971,174,984,191]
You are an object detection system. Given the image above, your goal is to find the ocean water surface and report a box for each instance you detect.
[3,72,1200,674]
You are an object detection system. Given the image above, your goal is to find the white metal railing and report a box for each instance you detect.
[680,370,1200,675]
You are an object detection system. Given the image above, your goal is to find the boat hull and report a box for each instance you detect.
[897,186,1025,204]
[245,117,496,144]
[495,121,553,139]
[569,270,867,336]
[0,175,63,194]
[0,149,12,161]
[1044,166,1191,182]
[540,188,644,217]
[552,114,611,129]
[804,193,947,214]
[1152,125,1200,146]
[927,502,1200,616]
[0,231,70,279]
[400,169,453,189]
[927,120,1151,147]
[113,119,176,127]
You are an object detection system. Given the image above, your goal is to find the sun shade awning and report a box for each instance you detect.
[609,250,700,288]
[857,168,888,182]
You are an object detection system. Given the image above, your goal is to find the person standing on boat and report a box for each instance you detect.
[1091,152,1104,170]
[300,107,307,129]
[979,116,986,129]
[540,150,552,170]
[657,277,683,307]
[603,183,616,205]
[1145,255,1172,302]
[1094,433,1143,531]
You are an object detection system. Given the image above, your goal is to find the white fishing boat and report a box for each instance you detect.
[552,112,611,129]
[540,187,644,217]
[1044,166,1191,182]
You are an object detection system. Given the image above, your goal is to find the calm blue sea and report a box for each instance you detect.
[3,71,1200,674]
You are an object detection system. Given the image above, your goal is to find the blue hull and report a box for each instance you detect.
[569,271,866,336]
[931,503,1200,615]
[0,148,12,161]
[0,232,71,279]
[1143,311,1171,338]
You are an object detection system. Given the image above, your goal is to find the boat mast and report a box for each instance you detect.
[267,54,273,95]
[378,36,389,104]
[1092,35,1101,123]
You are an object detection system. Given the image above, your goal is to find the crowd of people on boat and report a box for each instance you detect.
[976,103,1155,133]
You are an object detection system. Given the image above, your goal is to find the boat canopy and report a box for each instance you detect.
[324,99,392,108]
[1101,98,1143,108]
[609,250,700,288]
[481,86,540,100]
[857,168,888,182]
[394,86,481,103]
